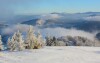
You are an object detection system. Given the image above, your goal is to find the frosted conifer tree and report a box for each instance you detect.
[25,25,37,49]
[16,30,25,51]
[45,34,53,46]
[36,31,43,48]
[7,37,11,50]
[7,30,24,51]
[0,35,4,50]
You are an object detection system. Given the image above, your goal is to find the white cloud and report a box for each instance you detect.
[40,27,97,41]
[2,24,30,34]
[84,16,100,21]
[2,24,97,41]
[41,14,62,20]
[36,19,45,26]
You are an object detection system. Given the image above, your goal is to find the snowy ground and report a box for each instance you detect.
[0,46,100,63]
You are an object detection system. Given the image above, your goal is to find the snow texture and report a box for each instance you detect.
[0,46,100,63]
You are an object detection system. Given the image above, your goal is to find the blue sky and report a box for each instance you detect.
[0,0,100,15]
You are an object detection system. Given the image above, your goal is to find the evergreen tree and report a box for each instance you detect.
[0,35,4,50]
[46,35,66,46]
[16,30,25,51]
[25,25,37,49]
[25,26,43,49]
[36,31,44,48]
[45,35,54,46]
[45,35,51,46]
[7,37,11,50]
[7,30,24,51]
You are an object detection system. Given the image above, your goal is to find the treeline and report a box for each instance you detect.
[0,25,100,51]
[45,36,100,46]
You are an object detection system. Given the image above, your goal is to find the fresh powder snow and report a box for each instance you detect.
[0,46,100,63]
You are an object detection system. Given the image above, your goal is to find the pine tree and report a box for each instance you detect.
[7,37,11,50]
[25,26,43,49]
[16,30,25,51]
[25,25,37,49]
[7,30,25,51]
[45,35,53,46]
[36,31,44,48]
[0,35,4,51]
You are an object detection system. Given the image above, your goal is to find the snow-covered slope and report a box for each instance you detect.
[0,46,100,63]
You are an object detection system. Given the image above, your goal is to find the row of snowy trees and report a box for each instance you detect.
[45,36,66,46]
[0,25,44,51]
[1,25,100,51]
[45,35,100,46]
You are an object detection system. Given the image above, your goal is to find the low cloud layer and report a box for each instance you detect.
[84,16,100,21]
[41,27,97,41]
[2,24,30,35]
[2,24,97,41]
[2,12,100,24]
[36,19,45,26]
[41,14,62,20]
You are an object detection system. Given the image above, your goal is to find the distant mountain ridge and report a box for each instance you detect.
[21,18,100,32]
[1,12,100,44]
[20,12,100,32]
[21,19,38,26]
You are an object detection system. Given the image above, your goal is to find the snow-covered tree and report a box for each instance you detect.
[0,35,4,50]
[7,30,25,51]
[16,30,25,51]
[36,31,44,48]
[25,26,38,49]
[74,36,94,46]
[25,25,34,49]
[45,35,52,46]
[7,37,11,50]
[46,35,57,46]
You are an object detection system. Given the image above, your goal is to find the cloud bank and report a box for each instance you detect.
[41,27,96,41]
[2,24,30,35]
[40,14,62,20]
[2,24,97,41]
[84,16,100,21]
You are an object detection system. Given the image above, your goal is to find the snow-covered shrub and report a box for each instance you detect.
[0,35,4,51]
[7,30,25,51]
